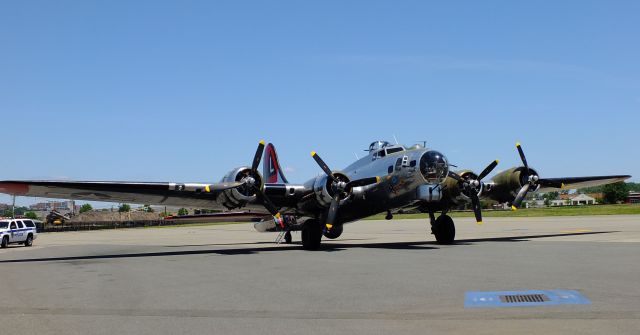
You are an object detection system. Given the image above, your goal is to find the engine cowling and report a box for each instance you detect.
[217,166,262,209]
[312,172,351,208]
[442,170,479,204]
[486,167,538,203]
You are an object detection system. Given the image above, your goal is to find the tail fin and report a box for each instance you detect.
[263,143,289,184]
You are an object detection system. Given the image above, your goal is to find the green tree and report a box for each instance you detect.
[79,203,93,213]
[142,205,154,213]
[118,204,131,213]
[2,207,29,217]
[25,211,39,220]
[544,192,559,201]
[177,208,189,216]
[602,182,629,204]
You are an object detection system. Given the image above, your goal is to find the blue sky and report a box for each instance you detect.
[1,1,638,206]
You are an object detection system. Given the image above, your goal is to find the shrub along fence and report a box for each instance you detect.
[40,220,181,232]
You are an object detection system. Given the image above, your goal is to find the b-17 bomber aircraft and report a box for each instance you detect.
[0,140,630,250]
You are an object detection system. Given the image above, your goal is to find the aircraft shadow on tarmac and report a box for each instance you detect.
[0,231,617,263]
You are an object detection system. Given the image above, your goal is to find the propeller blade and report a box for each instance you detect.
[204,181,245,192]
[255,187,279,216]
[511,183,531,210]
[516,142,529,176]
[311,151,336,182]
[477,160,499,181]
[346,176,380,191]
[470,193,483,225]
[325,193,340,229]
[448,171,463,182]
[251,140,266,172]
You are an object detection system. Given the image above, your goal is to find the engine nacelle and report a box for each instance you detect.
[312,172,351,208]
[486,167,538,203]
[217,166,261,210]
[441,170,479,204]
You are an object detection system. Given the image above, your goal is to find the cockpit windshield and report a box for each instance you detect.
[368,141,390,152]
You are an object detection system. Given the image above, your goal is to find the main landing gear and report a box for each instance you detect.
[274,216,295,244]
[301,218,323,250]
[430,212,455,244]
[283,231,292,244]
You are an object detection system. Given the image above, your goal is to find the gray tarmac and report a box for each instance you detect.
[1,215,639,335]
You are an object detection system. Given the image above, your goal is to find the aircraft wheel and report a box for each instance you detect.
[284,231,292,244]
[301,219,322,250]
[433,214,455,244]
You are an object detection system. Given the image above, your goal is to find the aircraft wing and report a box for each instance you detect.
[537,175,631,192]
[0,180,245,208]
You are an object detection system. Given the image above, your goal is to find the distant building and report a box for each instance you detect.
[559,193,602,201]
[0,203,9,211]
[569,194,597,205]
[550,199,571,207]
[550,193,597,206]
[29,201,77,213]
[628,192,640,204]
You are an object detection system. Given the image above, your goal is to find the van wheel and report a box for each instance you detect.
[1,236,8,248]
[24,234,33,247]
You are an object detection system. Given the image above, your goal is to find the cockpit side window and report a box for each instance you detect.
[386,147,404,155]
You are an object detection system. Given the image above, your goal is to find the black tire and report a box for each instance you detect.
[301,219,322,250]
[433,215,455,244]
[1,236,8,248]
[24,234,33,247]
[323,224,343,239]
[284,231,292,244]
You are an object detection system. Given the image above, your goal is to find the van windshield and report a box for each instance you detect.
[0,222,8,229]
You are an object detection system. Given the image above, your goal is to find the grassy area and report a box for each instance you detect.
[366,204,640,220]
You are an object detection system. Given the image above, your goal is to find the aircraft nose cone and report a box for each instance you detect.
[420,150,449,184]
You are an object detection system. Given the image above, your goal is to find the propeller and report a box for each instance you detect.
[511,142,564,210]
[448,159,499,224]
[240,141,284,226]
[311,151,380,230]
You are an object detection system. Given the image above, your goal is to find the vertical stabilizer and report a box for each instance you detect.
[263,143,289,183]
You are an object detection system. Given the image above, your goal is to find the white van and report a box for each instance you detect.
[0,219,38,248]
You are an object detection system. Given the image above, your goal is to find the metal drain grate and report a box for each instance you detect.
[500,294,549,303]
[465,290,590,308]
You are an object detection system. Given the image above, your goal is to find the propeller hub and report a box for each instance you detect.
[244,176,256,187]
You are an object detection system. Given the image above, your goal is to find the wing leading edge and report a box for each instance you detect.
[537,175,631,192]
[0,180,241,208]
